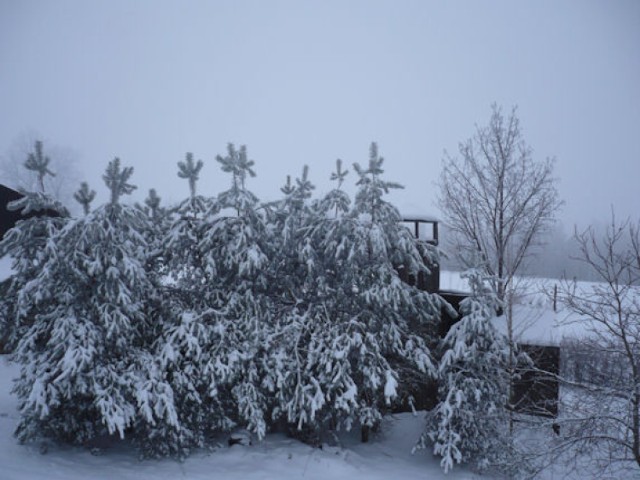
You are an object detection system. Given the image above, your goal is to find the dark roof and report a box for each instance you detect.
[0,184,25,240]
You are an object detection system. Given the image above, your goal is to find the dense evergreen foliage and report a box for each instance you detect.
[415,268,522,475]
[0,142,513,471]
[10,159,160,445]
[0,191,69,352]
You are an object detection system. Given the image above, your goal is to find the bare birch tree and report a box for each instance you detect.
[437,104,561,304]
[438,104,562,430]
[555,214,640,473]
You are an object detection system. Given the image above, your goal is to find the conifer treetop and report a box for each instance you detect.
[177,152,204,198]
[216,143,255,192]
[280,175,294,196]
[353,143,403,223]
[103,158,136,205]
[330,158,348,189]
[321,159,351,217]
[295,165,314,199]
[145,188,161,211]
[24,140,56,192]
[284,165,314,211]
[279,165,315,224]
[216,143,258,212]
[281,166,314,200]
[353,142,403,193]
[73,182,96,215]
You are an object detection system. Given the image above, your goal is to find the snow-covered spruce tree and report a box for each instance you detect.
[143,153,226,457]
[136,188,171,284]
[320,158,350,218]
[339,143,441,441]
[138,188,170,248]
[268,165,316,305]
[200,143,273,438]
[0,166,69,352]
[163,153,214,307]
[12,158,170,448]
[144,188,165,226]
[155,144,273,454]
[271,145,442,443]
[263,165,328,443]
[416,268,522,475]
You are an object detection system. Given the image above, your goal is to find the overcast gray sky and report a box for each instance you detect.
[1,0,638,227]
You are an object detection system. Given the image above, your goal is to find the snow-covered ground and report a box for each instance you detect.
[3,355,632,479]
[0,357,484,480]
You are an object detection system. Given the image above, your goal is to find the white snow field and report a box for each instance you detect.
[0,359,485,480]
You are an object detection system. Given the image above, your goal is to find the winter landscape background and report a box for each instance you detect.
[1,1,639,478]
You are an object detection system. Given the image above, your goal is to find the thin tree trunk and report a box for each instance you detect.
[361,425,369,443]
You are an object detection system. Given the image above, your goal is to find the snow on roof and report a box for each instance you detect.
[489,301,612,347]
[395,201,439,223]
[442,270,606,347]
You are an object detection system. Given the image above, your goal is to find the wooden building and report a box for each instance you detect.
[401,215,560,418]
